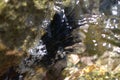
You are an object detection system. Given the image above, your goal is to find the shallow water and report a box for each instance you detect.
[1,0,120,80]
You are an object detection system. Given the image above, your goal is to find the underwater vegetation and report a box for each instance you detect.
[0,0,120,80]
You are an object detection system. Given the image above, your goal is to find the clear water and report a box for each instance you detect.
[19,0,120,73]
[1,0,120,79]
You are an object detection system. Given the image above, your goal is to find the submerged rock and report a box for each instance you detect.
[1,0,120,80]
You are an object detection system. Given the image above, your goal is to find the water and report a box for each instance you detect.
[21,0,120,77]
[1,0,120,79]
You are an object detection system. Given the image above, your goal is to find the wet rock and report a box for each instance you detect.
[43,59,66,80]
[99,0,120,16]
[1,0,120,80]
[0,0,54,78]
[0,50,23,77]
[96,51,120,72]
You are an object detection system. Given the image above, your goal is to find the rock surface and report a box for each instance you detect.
[0,0,120,80]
